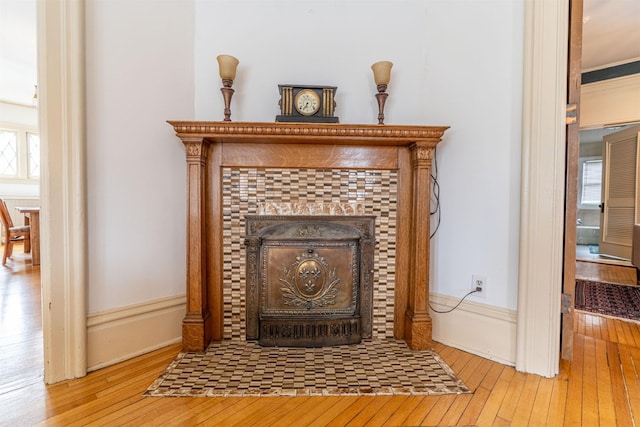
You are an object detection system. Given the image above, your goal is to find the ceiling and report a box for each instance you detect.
[0,0,639,106]
[0,0,37,106]
[582,0,640,71]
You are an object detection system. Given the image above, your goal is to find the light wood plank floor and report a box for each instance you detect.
[1,254,639,426]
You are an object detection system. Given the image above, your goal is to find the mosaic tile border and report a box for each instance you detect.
[222,168,398,340]
[145,340,470,397]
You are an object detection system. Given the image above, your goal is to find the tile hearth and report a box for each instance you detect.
[145,339,470,397]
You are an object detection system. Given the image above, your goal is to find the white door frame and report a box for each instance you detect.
[38,0,567,381]
[37,0,88,383]
[516,0,569,377]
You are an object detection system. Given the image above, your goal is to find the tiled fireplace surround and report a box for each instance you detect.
[171,121,447,352]
[223,171,396,341]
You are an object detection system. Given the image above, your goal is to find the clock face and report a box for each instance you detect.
[294,89,321,116]
[276,84,339,123]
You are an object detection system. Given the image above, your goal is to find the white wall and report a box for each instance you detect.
[0,101,38,126]
[195,0,523,312]
[82,0,524,365]
[85,0,193,313]
[196,1,438,125]
[580,74,640,129]
[425,1,523,311]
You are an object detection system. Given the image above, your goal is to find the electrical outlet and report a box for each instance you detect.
[472,275,487,298]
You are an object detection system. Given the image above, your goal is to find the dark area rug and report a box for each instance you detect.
[575,280,640,320]
[145,339,470,397]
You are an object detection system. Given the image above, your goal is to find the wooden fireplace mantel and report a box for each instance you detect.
[169,121,448,351]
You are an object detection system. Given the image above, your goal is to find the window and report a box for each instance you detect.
[580,158,602,206]
[0,125,39,181]
[27,133,40,178]
[0,130,18,176]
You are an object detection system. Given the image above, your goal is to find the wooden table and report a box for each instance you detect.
[16,207,40,266]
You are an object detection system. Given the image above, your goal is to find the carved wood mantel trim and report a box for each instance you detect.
[170,121,448,351]
[170,121,447,144]
[404,142,436,349]
[181,137,212,351]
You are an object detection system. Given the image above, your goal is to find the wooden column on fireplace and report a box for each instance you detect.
[170,121,448,351]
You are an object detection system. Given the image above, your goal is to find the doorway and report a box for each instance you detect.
[572,0,640,268]
[576,125,639,266]
[562,0,640,361]
[0,0,43,389]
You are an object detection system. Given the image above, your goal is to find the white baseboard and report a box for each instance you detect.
[85,292,514,371]
[87,295,185,371]
[430,293,517,366]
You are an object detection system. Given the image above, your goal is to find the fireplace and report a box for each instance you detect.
[170,121,448,351]
[223,175,395,343]
[245,215,375,346]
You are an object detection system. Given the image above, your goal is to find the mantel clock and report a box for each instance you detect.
[276,85,339,123]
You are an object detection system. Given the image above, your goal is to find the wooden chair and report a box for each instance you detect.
[0,198,31,265]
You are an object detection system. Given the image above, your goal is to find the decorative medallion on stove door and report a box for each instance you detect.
[279,250,341,310]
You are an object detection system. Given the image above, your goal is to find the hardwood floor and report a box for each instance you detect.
[576,259,637,285]
[0,243,43,426]
[1,256,639,426]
